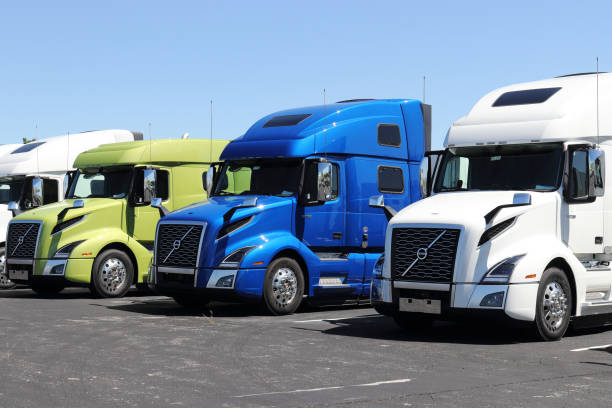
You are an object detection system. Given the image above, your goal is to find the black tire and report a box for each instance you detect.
[0,247,17,290]
[30,282,65,296]
[262,257,305,315]
[172,294,211,309]
[393,312,434,330]
[90,249,134,298]
[535,267,572,341]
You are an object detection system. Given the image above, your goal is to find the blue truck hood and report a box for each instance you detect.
[161,195,296,268]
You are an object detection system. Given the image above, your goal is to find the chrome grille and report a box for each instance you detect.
[156,224,204,268]
[391,228,460,283]
[7,222,41,258]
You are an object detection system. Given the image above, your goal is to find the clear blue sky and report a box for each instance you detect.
[0,1,609,149]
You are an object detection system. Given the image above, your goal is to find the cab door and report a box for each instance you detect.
[127,168,170,244]
[565,147,604,254]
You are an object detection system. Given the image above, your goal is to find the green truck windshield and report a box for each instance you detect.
[67,169,132,199]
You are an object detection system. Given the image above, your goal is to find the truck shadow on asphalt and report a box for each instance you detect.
[0,287,154,300]
[291,315,612,346]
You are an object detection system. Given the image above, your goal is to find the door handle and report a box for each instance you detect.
[302,215,312,219]
[568,214,576,219]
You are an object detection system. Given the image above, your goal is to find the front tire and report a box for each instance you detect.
[535,267,572,341]
[90,249,134,298]
[0,247,16,289]
[262,257,304,315]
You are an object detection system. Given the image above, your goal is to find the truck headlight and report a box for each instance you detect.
[53,240,85,258]
[373,254,385,278]
[481,254,525,283]
[219,246,256,268]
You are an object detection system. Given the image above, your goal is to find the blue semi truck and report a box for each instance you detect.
[149,99,430,314]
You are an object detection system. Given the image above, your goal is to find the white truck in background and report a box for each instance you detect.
[371,73,612,340]
[0,129,142,288]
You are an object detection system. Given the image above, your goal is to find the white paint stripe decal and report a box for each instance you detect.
[571,344,612,352]
[233,378,411,398]
[293,314,383,323]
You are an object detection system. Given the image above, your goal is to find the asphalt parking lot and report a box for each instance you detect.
[0,288,611,408]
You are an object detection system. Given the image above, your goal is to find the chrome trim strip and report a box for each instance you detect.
[393,281,451,291]
[6,258,35,265]
[157,266,195,275]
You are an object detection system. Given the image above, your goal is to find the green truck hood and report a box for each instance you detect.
[14,198,125,258]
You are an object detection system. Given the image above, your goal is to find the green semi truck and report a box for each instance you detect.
[4,138,228,297]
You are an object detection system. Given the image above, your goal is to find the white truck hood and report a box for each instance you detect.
[388,190,559,283]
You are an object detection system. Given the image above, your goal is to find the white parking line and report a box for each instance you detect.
[293,314,383,323]
[571,344,612,352]
[233,378,411,398]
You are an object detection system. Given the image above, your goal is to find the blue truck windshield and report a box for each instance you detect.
[214,159,302,197]
[434,143,564,192]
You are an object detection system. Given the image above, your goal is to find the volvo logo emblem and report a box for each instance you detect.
[401,230,447,277]
[173,240,181,250]
[17,236,24,246]
[416,247,428,260]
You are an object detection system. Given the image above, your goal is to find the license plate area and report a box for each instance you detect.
[8,269,29,280]
[399,297,441,314]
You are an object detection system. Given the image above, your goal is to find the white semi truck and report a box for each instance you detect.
[371,73,612,340]
[0,130,142,288]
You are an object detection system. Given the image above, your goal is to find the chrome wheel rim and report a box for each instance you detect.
[271,267,297,306]
[100,258,127,294]
[542,281,568,332]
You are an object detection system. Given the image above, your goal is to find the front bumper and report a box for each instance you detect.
[5,257,95,285]
[152,265,267,300]
[372,276,538,322]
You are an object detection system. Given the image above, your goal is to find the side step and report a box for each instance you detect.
[580,301,612,316]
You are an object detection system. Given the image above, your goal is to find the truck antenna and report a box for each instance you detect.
[323,88,327,158]
[148,122,152,164]
[210,100,213,162]
[423,76,427,103]
[596,57,600,146]
[66,131,70,171]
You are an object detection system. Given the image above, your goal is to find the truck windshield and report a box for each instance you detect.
[434,143,564,192]
[0,178,25,204]
[214,159,302,197]
[67,168,133,199]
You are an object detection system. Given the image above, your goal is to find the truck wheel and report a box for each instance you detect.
[0,248,16,289]
[30,282,65,296]
[90,249,134,298]
[172,294,210,309]
[393,312,434,330]
[263,257,304,315]
[535,267,572,341]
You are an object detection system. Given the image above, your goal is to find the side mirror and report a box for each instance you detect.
[7,201,20,217]
[205,167,215,195]
[151,197,169,217]
[419,158,429,198]
[316,162,332,201]
[420,150,444,198]
[369,194,397,221]
[31,177,43,207]
[565,147,604,203]
[143,169,157,204]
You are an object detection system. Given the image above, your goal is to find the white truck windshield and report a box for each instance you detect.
[0,178,25,204]
[435,143,564,192]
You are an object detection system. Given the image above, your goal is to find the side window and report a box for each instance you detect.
[43,179,59,204]
[378,166,404,194]
[157,170,169,200]
[440,156,470,190]
[377,124,401,147]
